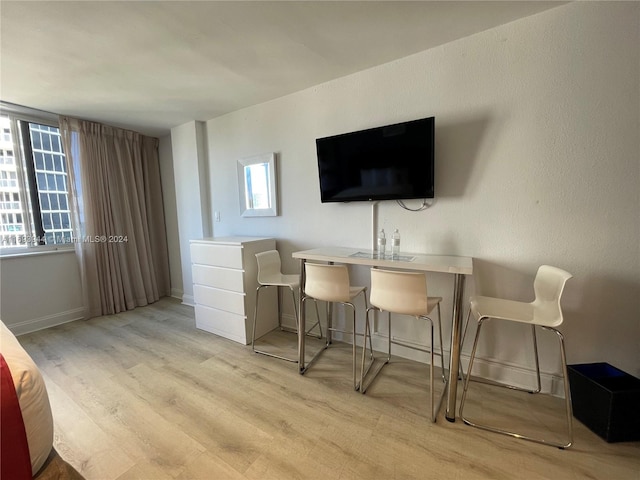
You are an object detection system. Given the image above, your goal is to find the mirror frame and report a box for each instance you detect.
[237,152,278,217]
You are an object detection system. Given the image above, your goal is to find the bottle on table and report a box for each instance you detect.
[377,228,386,259]
[391,229,400,259]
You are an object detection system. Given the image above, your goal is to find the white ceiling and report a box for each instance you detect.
[1,1,564,137]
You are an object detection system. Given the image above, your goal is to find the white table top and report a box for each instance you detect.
[292,246,473,275]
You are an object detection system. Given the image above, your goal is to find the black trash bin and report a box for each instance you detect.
[567,363,640,442]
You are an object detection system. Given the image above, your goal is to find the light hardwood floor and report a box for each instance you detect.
[19,297,640,480]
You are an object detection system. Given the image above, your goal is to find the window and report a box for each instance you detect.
[0,113,73,250]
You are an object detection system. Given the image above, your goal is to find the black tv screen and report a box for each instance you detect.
[315,116,434,203]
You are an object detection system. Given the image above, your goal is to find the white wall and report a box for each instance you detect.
[198,2,639,385]
[170,121,211,305]
[0,250,84,334]
[158,134,183,299]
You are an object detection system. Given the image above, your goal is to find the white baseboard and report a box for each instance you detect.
[181,294,195,307]
[280,313,297,330]
[325,328,566,398]
[459,353,565,397]
[170,288,183,300]
[11,307,86,336]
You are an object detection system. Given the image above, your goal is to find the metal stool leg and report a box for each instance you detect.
[252,285,299,363]
[460,319,573,448]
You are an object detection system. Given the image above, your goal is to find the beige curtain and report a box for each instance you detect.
[59,116,170,318]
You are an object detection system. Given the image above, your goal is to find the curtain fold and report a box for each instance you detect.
[59,117,170,318]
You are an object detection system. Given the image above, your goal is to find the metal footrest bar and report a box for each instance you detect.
[254,349,299,363]
[462,375,540,394]
[304,319,323,339]
[389,338,447,383]
[460,415,571,449]
[300,298,371,392]
[299,341,330,374]
[253,282,324,363]
[300,297,323,339]
[360,306,446,422]
[459,320,572,449]
[359,357,389,394]
[278,323,323,339]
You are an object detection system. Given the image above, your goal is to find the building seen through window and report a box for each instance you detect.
[0,114,73,248]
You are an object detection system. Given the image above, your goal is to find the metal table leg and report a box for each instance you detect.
[298,258,306,373]
[446,273,466,422]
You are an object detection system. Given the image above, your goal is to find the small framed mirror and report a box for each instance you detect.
[237,152,278,217]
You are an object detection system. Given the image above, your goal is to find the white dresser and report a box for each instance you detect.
[190,237,278,345]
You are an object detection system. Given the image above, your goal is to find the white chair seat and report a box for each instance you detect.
[471,296,535,324]
[259,272,300,289]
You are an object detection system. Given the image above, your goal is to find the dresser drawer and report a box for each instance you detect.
[194,284,245,315]
[190,243,243,269]
[192,265,244,292]
[194,305,247,344]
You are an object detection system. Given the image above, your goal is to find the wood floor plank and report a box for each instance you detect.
[40,371,136,480]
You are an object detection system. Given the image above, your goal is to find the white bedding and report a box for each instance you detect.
[1,320,54,476]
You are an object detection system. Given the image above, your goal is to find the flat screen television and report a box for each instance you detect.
[315,116,434,203]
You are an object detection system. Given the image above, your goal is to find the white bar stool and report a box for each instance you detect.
[459,265,573,448]
[301,263,373,390]
[360,268,446,422]
[252,250,321,362]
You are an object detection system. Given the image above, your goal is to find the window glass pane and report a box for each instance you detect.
[42,213,52,229]
[59,194,68,210]
[46,174,56,190]
[34,152,44,169]
[43,133,52,151]
[40,193,50,210]
[52,213,62,229]
[44,153,53,171]
[61,213,70,229]
[55,175,64,191]
[37,172,47,189]
[32,131,42,150]
[49,193,59,210]
[54,155,63,172]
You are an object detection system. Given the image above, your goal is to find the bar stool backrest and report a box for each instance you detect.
[370,269,429,316]
[255,250,284,285]
[532,265,573,327]
[305,263,351,303]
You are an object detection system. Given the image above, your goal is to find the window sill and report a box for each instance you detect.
[0,245,75,259]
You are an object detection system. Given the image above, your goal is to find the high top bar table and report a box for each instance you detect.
[292,247,472,422]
